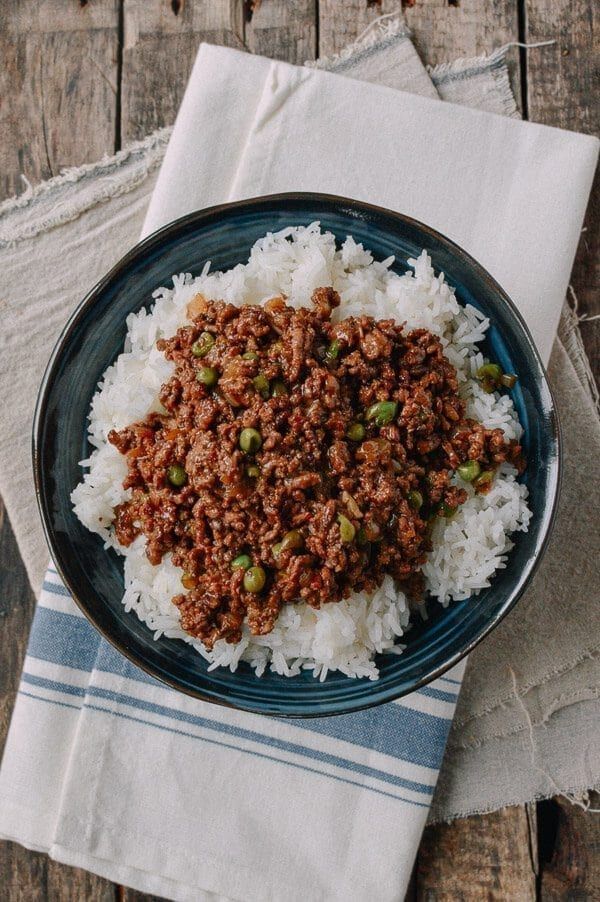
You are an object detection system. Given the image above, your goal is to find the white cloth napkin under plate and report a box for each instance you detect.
[145,46,598,364]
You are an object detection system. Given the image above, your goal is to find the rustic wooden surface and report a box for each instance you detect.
[1,1,598,900]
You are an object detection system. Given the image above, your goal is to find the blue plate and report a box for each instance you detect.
[33,193,561,717]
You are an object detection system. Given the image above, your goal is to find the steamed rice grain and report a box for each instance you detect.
[72,223,530,680]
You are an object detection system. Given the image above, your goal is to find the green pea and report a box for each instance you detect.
[338,513,356,544]
[407,490,423,511]
[246,464,260,478]
[366,400,398,426]
[242,351,259,361]
[346,422,366,442]
[457,460,481,482]
[272,542,283,558]
[231,554,252,571]
[271,379,288,397]
[325,339,341,361]
[474,470,495,491]
[279,529,304,553]
[477,363,503,383]
[500,373,518,389]
[196,366,218,387]
[167,464,187,487]
[357,527,368,547]
[440,501,457,518]
[243,565,266,593]
[239,428,262,453]
[253,374,270,398]
[191,332,214,358]
[181,571,196,589]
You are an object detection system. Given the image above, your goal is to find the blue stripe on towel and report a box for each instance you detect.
[22,672,436,795]
[29,590,455,772]
[297,704,450,770]
[22,672,85,698]
[19,688,430,809]
[28,607,102,672]
[418,685,458,703]
[42,580,73,597]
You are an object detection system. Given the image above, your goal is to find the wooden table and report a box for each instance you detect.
[1,2,598,899]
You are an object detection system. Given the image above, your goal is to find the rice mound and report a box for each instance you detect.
[72,224,531,680]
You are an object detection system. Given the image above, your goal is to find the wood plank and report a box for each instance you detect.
[525,0,600,381]
[46,858,116,901]
[0,0,119,200]
[0,501,116,900]
[3,841,118,901]
[0,495,47,902]
[120,889,166,902]
[416,805,537,900]
[2,841,48,902]
[121,0,245,143]
[318,0,405,58]
[0,504,36,757]
[540,793,600,900]
[245,0,317,64]
[0,3,121,897]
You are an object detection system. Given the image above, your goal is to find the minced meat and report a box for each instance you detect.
[108,289,523,649]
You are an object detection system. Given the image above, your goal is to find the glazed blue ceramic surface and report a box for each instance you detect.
[33,194,561,717]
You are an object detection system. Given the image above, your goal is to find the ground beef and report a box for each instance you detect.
[109,289,523,649]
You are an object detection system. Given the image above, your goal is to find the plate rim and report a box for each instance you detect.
[32,191,562,717]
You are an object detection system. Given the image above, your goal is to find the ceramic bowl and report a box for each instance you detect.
[33,193,561,716]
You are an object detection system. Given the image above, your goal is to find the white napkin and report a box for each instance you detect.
[0,41,597,902]
[145,45,598,363]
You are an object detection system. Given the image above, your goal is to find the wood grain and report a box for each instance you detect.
[318,0,404,58]
[0,2,121,899]
[0,504,35,754]
[46,859,116,902]
[121,0,245,143]
[120,889,165,902]
[540,793,600,900]
[0,0,119,198]
[245,0,317,63]
[525,0,600,385]
[0,499,116,901]
[417,804,538,900]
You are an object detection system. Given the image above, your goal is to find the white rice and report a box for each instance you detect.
[72,223,531,680]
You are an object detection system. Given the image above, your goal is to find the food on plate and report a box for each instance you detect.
[72,225,531,680]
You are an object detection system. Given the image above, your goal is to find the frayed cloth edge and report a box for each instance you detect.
[306,11,410,72]
[0,128,171,247]
[430,46,519,118]
[428,781,600,825]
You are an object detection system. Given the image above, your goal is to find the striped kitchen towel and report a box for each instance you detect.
[3,567,463,901]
